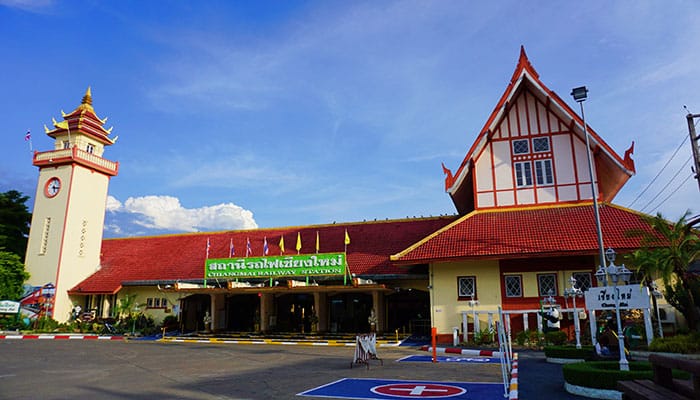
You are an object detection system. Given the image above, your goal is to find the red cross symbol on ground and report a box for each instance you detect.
[371,383,466,398]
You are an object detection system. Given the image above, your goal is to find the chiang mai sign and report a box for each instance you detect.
[584,284,651,311]
[0,300,20,314]
[205,253,346,279]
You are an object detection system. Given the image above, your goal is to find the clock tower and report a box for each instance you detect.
[24,88,119,322]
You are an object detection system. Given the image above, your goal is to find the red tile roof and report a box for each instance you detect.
[70,217,457,294]
[392,203,659,264]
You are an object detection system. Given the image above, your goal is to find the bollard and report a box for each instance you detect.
[431,327,437,363]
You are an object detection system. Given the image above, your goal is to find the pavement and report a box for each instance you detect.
[0,336,586,399]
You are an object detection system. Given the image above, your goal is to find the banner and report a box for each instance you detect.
[205,252,346,279]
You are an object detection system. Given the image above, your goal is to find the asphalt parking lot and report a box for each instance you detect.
[0,340,506,400]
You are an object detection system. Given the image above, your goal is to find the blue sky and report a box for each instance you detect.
[2,1,699,238]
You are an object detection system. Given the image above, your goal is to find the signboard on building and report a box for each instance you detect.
[0,300,20,314]
[584,284,650,311]
[205,253,346,279]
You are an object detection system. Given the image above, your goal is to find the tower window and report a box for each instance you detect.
[39,217,51,255]
[63,141,70,149]
[86,144,95,154]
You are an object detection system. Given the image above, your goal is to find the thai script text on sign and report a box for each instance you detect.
[584,284,650,310]
[0,300,20,314]
[205,253,346,278]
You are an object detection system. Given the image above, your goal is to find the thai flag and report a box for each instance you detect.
[229,238,235,257]
[246,237,252,257]
[206,237,211,259]
[24,130,31,141]
[263,237,269,256]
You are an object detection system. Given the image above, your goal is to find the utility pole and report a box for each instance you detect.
[687,113,700,191]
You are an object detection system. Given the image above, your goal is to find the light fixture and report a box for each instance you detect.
[571,86,588,102]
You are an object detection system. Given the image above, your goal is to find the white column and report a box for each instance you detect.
[474,311,480,333]
[536,312,543,333]
[462,311,469,342]
[522,313,529,332]
[487,312,494,330]
[589,309,598,346]
[643,308,653,346]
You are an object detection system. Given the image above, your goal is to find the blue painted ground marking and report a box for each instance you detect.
[298,378,503,399]
[398,355,500,363]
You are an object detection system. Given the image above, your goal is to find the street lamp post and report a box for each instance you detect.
[595,249,632,371]
[564,276,584,349]
[571,86,607,274]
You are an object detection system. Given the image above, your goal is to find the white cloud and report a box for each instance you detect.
[0,0,54,13]
[105,195,257,235]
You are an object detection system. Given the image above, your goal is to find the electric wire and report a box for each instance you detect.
[640,155,693,213]
[647,173,694,215]
[627,134,687,208]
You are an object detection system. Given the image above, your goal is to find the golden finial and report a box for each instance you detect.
[44,124,50,133]
[99,116,109,124]
[81,86,92,106]
[61,109,67,117]
[106,126,113,134]
[52,117,58,125]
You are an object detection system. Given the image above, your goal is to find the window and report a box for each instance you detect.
[63,141,70,149]
[147,298,154,308]
[534,159,554,185]
[512,139,529,154]
[515,162,533,187]
[504,275,522,297]
[86,143,95,154]
[533,137,550,152]
[538,273,558,296]
[457,276,477,299]
[572,272,592,291]
[39,217,51,255]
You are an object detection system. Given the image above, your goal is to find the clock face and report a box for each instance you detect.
[45,177,61,198]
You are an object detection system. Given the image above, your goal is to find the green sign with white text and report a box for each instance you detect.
[205,253,346,279]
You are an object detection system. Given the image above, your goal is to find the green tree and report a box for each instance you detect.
[0,251,29,300]
[628,212,700,331]
[0,190,31,259]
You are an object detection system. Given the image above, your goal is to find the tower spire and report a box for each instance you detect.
[82,86,92,106]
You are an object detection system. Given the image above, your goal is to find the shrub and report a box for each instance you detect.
[649,333,700,354]
[545,331,568,345]
[563,361,689,390]
[473,328,495,345]
[515,329,542,348]
[544,345,595,360]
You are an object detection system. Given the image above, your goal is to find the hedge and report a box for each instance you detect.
[648,333,700,354]
[562,361,689,390]
[544,345,595,360]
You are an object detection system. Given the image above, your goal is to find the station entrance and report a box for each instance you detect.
[274,293,315,332]
[226,294,259,332]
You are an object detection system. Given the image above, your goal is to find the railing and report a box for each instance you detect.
[33,147,118,175]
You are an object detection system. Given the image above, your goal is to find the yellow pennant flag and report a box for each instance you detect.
[315,231,320,253]
[344,229,351,245]
[296,232,302,253]
[279,236,285,254]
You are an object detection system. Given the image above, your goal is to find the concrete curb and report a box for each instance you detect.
[161,337,401,347]
[0,334,124,340]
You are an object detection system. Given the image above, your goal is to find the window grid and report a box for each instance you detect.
[458,276,476,298]
[513,139,529,154]
[535,159,554,185]
[533,137,550,152]
[538,273,557,296]
[572,272,592,291]
[504,275,522,297]
[515,162,533,187]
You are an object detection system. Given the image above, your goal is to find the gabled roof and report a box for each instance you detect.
[443,47,635,207]
[391,203,657,264]
[70,216,457,294]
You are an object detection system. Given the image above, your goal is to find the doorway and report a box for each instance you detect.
[274,294,314,333]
